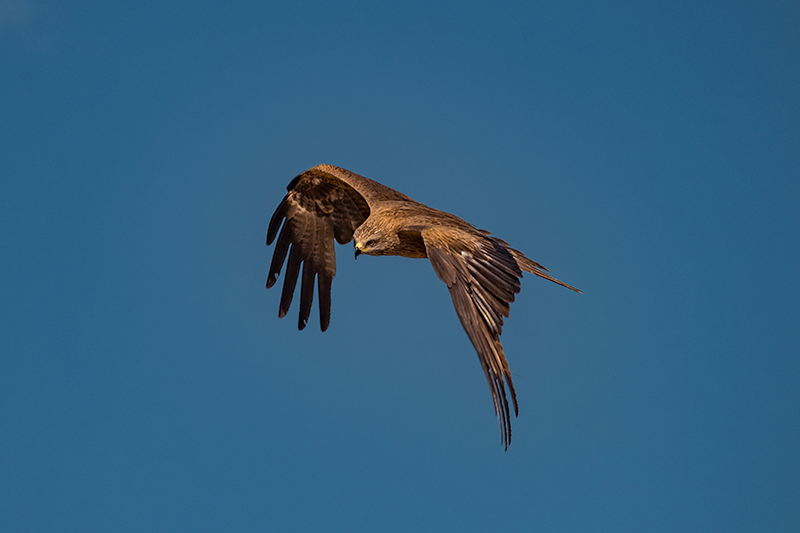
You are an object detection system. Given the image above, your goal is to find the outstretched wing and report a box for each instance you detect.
[421,227,524,450]
[266,167,371,331]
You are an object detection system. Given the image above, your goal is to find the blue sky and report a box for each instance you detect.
[2,1,798,531]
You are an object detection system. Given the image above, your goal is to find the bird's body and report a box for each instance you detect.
[266,164,579,449]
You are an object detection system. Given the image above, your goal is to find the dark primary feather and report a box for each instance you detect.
[266,168,370,331]
[423,229,524,449]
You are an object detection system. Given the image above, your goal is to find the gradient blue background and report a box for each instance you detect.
[2,1,798,531]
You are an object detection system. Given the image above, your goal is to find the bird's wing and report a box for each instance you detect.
[266,165,411,331]
[312,164,418,205]
[420,227,524,449]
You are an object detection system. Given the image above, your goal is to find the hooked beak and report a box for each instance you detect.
[354,242,362,259]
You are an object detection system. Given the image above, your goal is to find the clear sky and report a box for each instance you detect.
[2,1,798,531]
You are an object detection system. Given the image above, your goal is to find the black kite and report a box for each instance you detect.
[266,164,580,449]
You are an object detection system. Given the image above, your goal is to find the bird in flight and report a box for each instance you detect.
[266,164,580,449]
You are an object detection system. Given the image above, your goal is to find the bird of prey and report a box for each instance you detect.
[266,164,580,449]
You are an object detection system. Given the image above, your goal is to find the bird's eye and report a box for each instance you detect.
[366,239,376,247]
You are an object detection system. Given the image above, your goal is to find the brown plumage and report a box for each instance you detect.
[266,164,580,449]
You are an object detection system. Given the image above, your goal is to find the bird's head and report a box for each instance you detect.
[353,221,395,258]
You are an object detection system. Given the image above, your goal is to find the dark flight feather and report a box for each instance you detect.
[267,167,370,328]
[423,231,524,449]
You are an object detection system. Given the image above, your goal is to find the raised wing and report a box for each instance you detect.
[312,164,417,205]
[421,228,524,449]
[266,167,370,331]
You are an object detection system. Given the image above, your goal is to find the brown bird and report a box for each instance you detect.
[266,164,580,449]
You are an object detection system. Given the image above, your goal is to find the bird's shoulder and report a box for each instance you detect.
[391,205,484,248]
[300,164,417,208]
